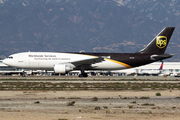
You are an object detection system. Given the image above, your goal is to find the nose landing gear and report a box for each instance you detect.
[21,71,26,77]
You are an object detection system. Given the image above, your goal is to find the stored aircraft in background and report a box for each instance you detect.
[3,27,175,77]
[139,61,164,76]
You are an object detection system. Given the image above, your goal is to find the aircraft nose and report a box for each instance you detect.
[3,59,9,65]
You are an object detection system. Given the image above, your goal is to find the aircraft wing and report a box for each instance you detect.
[70,57,104,68]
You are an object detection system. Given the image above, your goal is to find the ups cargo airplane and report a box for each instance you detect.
[3,27,175,77]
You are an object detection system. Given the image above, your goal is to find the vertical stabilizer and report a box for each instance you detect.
[139,27,175,54]
[159,61,164,70]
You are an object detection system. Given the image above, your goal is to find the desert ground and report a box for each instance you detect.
[0,90,180,120]
[1,76,180,120]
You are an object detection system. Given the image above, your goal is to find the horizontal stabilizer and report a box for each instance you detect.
[150,54,174,61]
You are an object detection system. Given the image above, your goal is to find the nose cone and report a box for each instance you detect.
[3,55,16,67]
[3,59,8,65]
[3,59,11,66]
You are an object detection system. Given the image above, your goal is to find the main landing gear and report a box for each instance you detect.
[79,73,88,77]
[79,68,88,77]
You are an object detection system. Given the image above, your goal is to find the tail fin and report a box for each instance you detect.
[139,27,175,54]
[159,61,164,70]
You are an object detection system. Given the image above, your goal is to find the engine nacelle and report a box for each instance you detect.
[54,63,74,73]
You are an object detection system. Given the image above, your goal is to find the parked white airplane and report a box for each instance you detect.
[3,27,175,77]
[114,68,136,76]
[139,61,164,75]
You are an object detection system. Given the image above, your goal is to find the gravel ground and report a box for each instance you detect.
[0,90,180,120]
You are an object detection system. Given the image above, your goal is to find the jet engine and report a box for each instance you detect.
[54,63,74,73]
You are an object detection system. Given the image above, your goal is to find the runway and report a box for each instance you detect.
[0,75,180,80]
[1,80,180,83]
[0,75,180,83]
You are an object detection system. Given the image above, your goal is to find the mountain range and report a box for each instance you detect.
[0,0,179,62]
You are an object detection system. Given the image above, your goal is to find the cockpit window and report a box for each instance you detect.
[8,56,13,59]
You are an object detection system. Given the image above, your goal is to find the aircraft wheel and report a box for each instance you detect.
[83,73,88,77]
[22,71,26,77]
[79,74,84,77]
[22,74,26,77]
[79,73,88,77]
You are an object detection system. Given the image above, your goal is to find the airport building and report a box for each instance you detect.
[0,60,180,76]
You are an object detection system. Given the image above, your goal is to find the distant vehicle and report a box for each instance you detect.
[3,27,175,77]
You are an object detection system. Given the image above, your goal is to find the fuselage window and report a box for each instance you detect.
[8,56,13,59]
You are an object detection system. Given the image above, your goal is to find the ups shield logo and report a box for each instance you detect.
[156,36,167,49]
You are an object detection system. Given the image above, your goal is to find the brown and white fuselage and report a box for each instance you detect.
[3,27,175,77]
